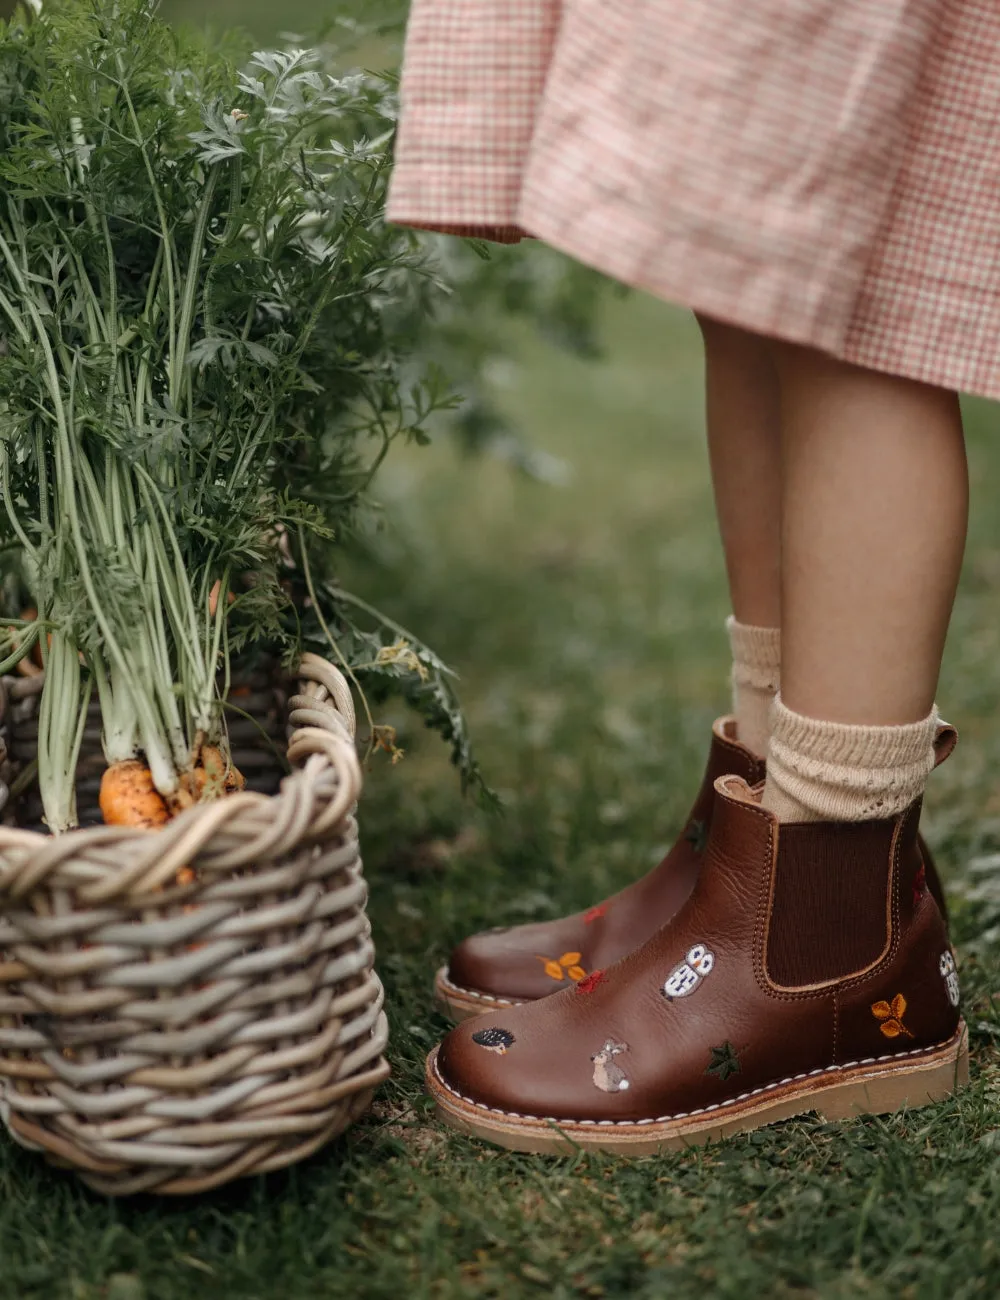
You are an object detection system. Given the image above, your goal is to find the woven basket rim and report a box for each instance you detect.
[0,653,363,899]
[0,650,387,1195]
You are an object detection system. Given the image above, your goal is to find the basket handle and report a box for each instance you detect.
[285,654,362,838]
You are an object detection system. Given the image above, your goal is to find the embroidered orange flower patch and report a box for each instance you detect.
[584,903,608,925]
[537,951,588,982]
[576,970,606,995]
[872,993,914,1039]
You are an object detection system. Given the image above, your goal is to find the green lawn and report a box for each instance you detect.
[4,5,1000,1296]
[4,276,1000,1298]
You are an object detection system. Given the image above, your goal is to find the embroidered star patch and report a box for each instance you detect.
[705,1041,741,1082]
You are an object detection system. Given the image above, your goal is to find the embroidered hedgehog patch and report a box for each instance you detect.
[939,950,960,1007]
[662,944,715,1000]
[471,1027,515,1055]
[591,1039,630,1092]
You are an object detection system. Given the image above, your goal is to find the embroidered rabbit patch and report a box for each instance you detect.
[663,944,715,1000]
[939,951,960,1006]
[591,1039,630,1092]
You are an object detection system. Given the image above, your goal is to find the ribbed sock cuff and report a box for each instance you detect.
[727,617,781,693]
[765,694,939,822]
[727,617,781,757]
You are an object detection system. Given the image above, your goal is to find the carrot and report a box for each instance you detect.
[99,760,170,829]
[207,580,235,618]
[12,606,47,672]
[166,745,245,815]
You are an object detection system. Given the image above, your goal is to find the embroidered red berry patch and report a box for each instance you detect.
[584,903,608,925]
[912,863,927,907]
[576,970,606,995]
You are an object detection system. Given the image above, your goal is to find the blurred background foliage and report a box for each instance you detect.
[4,3,1000,1296]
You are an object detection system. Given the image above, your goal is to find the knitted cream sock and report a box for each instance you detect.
[762,694,939,823]
[727,616,781,758]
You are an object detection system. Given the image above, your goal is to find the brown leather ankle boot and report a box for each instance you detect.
[436,718,765,1019]
[437,719,949,1021]
[427,760,967,1154]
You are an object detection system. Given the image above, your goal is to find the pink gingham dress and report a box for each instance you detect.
[388,0,1000,400]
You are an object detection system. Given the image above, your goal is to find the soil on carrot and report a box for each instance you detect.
[3,274,1000,1300]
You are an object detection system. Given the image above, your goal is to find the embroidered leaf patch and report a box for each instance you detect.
[872,993,914,1039]
[705,1041,741,1082]
[537,952,589,983]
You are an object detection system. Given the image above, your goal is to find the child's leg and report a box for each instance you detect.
[764,343,968,821]
[430,334,967,1152]
[699,316,782,628]
[698,315,782,755]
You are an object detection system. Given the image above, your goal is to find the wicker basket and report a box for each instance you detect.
[0,652,389,1195]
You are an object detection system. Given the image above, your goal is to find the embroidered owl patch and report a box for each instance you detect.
[663,944,715,1000]
[591,1039,630,1092]
[939,950,960,1007]
[471,1027,515,1055]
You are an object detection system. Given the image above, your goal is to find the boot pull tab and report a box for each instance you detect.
[933,721,958,769]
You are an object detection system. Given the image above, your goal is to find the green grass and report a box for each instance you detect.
[4,279,1000,1298]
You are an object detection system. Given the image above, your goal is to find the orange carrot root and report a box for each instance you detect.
[99,760,170,829]
[165,745,245,815]
[207,581,236,618]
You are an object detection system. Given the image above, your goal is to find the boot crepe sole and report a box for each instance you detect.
[434,966,525,1022]
[426,1022,968,1155]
